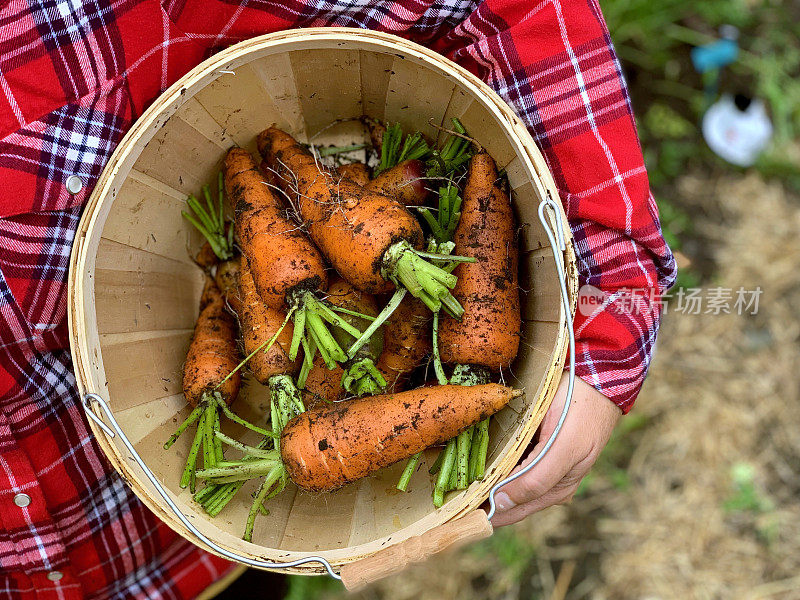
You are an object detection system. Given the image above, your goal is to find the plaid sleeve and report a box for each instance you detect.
[435,0,677,412]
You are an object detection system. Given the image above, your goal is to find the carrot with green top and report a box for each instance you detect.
[225,148,377,388]
[257,127,475,359]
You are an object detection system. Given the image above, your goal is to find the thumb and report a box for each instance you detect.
[492,377,574,512]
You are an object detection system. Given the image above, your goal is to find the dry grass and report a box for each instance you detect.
[313,172,800,600]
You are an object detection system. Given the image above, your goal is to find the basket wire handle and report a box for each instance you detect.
[81,392,343,579]
[485,194,575,521]
[81,194,573,579]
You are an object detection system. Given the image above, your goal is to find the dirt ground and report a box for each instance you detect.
[313,172,800,600]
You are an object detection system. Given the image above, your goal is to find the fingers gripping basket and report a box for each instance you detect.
[67,29,578,588]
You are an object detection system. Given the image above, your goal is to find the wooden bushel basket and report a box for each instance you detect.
[67,29,577,589]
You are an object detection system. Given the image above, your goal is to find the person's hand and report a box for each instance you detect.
[490,373,622,527]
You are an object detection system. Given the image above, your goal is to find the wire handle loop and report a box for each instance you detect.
[81,392,342,579]
[485,195,575,520]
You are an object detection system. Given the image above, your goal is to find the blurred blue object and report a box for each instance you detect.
[691,38,738,73]
[692,31,739,73]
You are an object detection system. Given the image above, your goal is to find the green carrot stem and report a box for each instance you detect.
[213,409,224,464]
[164,403,205,450]
[326,305,377,321]
[207,483,244,517]
[244,479,270,542]
[186,195,217,235]
[297,334,316,388]
[181,211,225,259]
[307,317,334,368]
[270,388,281,446]
[397,452,422,492]
[217,171,225,232]
[244,465,285,541]
[433,439,458,508]
[202,185,219,231]
[213,395,272,437]
[448,452,458,491]
[306,310,347,364]
[341,358,387,396]
[215,306,296,390]
[214,432,277,456]
[179,415,206,492]
[289,305,305,361]
[194,484,216,503]
[472,418,490,482]
[413,251,474,265]
[432,311,449,386]
[196,459,281,483]
[382,240,464,319]
[418,207,445,241]
[308,294,363,340]
[347,287,407,358]
[429,449,445,474]
[455,427,473,489]
[440,293,464,319]
[202,402,217,469]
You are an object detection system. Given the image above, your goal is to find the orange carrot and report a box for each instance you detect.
[280,383,520,492]
[365,159,429,207]
[258,127,473,355]
[225,147,364,372]
[167,277,265,495]
[183,278,241,407]
[301,355,345,408]
[258,127,422,294]
[226,147,327,309]
[376,295,431,392]
[214,256,241,315]
[238,258,300,383]
[336,162,370,186]
[195,241,219,268]
[439,152,521,370]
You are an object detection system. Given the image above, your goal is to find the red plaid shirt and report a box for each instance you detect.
[0,1,675,598]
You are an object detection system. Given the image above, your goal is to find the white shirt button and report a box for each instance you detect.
[66,175,83,194]
[13,493,31,507]
[47,571,64,582]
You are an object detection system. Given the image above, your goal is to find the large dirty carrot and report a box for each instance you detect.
[225,148,373,384]
[439,152,521,370]
[226,147,327,309]
[258,127,474,354]
[182,278,241,407]
[424,153,521,503]
[280,383,521,493]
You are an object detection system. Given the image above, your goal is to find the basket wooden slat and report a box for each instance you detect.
[67,28,577,574]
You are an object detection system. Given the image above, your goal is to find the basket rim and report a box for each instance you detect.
[67,27,578,573]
